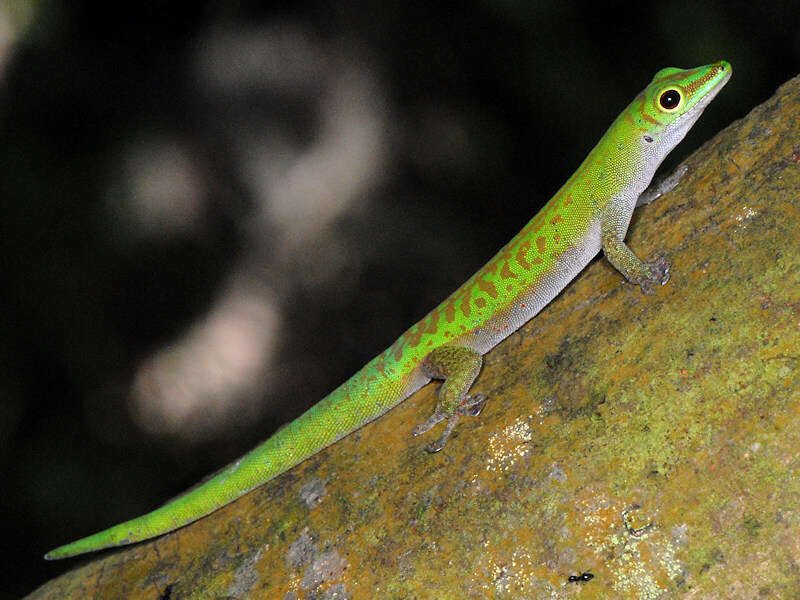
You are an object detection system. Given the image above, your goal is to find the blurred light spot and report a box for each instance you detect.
[130,24,395,441]
[266,66,388,243]
[197,24,326,94]
[132,280,279,440]
[0,0,38,80]
[195,23,390,245]
[410,103,475,174]
[110,136,205,239]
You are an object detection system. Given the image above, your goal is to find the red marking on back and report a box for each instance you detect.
[516,240,532,270]
[444,298,457,323]
[477,277,499,299]
[500,262,517,280]
[536,236,547,254]
[460,289,472,318]
[405,327,422,349]
[421,309,440,335]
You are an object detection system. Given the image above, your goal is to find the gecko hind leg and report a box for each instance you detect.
[412,345,486,453]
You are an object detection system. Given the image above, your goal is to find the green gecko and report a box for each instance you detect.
[46,61,730,560]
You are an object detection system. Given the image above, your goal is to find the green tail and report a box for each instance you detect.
[45,360,409,559]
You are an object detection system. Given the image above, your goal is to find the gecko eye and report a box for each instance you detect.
[659,88,683,111]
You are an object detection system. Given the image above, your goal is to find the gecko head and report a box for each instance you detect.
[634,60,731,160]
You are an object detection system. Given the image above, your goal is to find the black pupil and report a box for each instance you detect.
[660,89,681,109]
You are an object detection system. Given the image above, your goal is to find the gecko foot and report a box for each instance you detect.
[421,417,458,453]
[638,255,670,295]
[412,393,488,453]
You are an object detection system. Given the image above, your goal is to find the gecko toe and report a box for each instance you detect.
[424,440,446,453]
[459,393,487,417]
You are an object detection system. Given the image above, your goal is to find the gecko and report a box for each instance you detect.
[45,61,730,560]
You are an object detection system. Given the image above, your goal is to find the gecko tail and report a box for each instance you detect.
[45,361,410,559]
[44,510,189,560]
[44,453,257,559]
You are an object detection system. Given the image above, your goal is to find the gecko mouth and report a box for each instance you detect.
[681,62,732,121]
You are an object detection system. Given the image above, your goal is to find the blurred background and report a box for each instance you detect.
[1,0,797,594]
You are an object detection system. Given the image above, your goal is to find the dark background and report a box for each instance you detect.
[3,1,797,595]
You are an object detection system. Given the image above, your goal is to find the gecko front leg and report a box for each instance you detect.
[601,213,670,295]
[412,345,487,453]
[635,164,689,207]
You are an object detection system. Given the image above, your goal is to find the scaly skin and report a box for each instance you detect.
[46,61,731,560]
